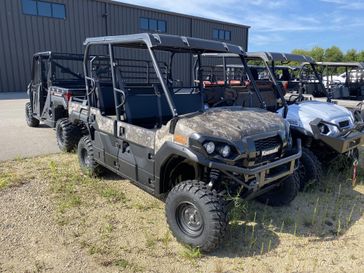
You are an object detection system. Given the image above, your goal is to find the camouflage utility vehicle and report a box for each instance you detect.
[203,52,364,189]
[25,52,86,152]
[68,34,301,252]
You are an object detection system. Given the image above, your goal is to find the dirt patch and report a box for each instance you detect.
[0,154,364,273]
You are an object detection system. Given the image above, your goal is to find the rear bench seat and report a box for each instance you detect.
[124,86,202,128]
[95,82,202,128]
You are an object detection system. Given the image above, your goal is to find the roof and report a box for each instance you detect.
[97,0,250,29]
[315,62,364,68]
[33,52,84,60]
[246,52,315,63]
[84,33,246,55]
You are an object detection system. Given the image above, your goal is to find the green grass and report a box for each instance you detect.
[99,187,126,203]
[181,245,202,261]
[0,171,24,190]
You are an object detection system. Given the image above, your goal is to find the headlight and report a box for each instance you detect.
[220,145,231,158]
[203,141,215,154]
[318,123,330,135]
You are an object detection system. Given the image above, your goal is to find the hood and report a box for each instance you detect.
[175,107,286,141]
[278,101,354,134]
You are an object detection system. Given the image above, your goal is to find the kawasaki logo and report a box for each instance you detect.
[262,146,280,156]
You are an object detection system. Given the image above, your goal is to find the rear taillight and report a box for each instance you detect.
[64,91,72,102]
[283,81,289,90]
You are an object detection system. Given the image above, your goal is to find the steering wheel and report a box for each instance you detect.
[212,88,238,107]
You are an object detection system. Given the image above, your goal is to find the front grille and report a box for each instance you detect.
[254,136,282,165]
[255,136,281,151]
[339,120,350,128]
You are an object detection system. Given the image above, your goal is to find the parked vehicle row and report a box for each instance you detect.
[25,33,364,252]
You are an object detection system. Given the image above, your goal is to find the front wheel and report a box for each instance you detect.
[297,147,322,190]
[256,174,299,206]
[165,180,228,252]
[25,102,39,127]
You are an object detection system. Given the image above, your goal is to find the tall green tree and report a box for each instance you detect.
[311,47,325,62]
[357,51,364,62]
[292,49,310,56]
[324,46,344,62]
[344,49,358,62]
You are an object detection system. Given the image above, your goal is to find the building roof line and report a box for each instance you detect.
[96,0,250,29]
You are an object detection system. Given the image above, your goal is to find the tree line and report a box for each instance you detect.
[291,46,364,63]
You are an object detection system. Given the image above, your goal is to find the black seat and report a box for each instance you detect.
[95,81,116,116]
[124,86,202,128]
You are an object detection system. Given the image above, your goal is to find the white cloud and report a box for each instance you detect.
[320,0,364,9]
[113,0,363,50]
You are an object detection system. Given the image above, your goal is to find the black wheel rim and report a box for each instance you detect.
[176,201,203,237]
[81,147,91,167]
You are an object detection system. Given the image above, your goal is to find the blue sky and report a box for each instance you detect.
[117,0,364,53]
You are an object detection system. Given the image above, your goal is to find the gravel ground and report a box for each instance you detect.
[0,179,102,273]
[0,154,364,273]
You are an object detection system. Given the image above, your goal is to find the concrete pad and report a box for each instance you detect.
[0,93,60,161]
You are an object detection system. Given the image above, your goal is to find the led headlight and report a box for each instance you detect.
[220,145,231,158]
[318,123,330,135]
[203,141,215,154]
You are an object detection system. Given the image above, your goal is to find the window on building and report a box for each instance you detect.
[149,19,157,31]
[52,3,66,19]
[139,17,167,33]
[22,0,37,15]
[21,0,66,19]
[225,30,231,41]
[213,29,219,40]
[158,20,166,33]
[140,17,149,30]
[37,1,51,17]
[213,29,232,41]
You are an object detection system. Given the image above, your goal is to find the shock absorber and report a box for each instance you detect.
[208,169,220,188]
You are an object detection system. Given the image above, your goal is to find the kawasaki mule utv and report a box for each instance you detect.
[205,52,364,189]
[25,52,86,152]
[68,33,301,252]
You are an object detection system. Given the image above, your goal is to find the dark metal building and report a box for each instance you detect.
[0,0,249,92]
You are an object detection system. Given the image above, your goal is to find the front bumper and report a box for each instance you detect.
[310,119,364,153]
[186,139,301,191]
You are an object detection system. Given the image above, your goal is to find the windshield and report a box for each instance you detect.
[50,57,84,83]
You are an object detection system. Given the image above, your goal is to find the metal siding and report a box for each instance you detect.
[191,19,247,51]
[0,0,248,92]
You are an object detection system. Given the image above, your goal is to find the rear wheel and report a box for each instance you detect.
[25,102,39,127]
[77,136,103,176]
[297,147,322,190]
[56,118,81,152]
[165,180,228,252]
[256,174,299,206]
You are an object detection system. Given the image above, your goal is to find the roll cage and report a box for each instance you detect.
[315,61,364,87]
[32,52,85,85]
[246,52,330,102]
[82,33,246,124]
